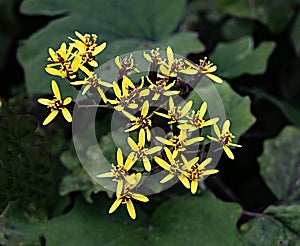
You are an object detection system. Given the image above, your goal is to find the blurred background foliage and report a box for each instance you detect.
[1,0,300,245]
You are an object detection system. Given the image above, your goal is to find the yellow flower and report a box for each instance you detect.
[127,129,162,172]
[70,66,112,103]
[122,100,152,141]
[160,46,197,77]
[109,173,149,220]
[156,130,204,155]
[143,48,165,66]
[207,120,242,160]
[115,54,140,79]
[155,97,193,124]
[183,157,218,194]
[178,102,219,131]
[97,148,137,194]
[69,31,106,67]
[146,76,180,101]
[45,42,81,79]
[37,80,72,125]
[154,147,190,188]
[185,57,223,83]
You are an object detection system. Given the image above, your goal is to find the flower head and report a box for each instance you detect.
[185,57,222,83]
[115,54,139,79]
[127,129,162,172]
[207,120,242,159]
[108,173,149,219]
[37,80,72,125]
[143,48,165,67]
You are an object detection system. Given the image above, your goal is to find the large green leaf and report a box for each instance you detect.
[291,12,300,58]
[17,0,204,97]
[222,0,295,33]
[240,205,300,245]
[186,78,256,139]
[210,36,275,79]
[148,192,242,245]
[258,126,300,203]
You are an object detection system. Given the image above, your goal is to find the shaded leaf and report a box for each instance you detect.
[210,36,275,79]
[291,12,300,58]
[258,126,300,203]
[148,192,242,245]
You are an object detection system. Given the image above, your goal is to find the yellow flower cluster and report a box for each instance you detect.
[38,31,241,220]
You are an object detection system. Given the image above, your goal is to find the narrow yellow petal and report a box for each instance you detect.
[51,80,61,100]
[43,110,59,125]
[167,46,174,65]
[143,53,153,62]
[206,73,223,83]
[37,98,52,106]
[222,120,231,134]
[142,156,152,172]
[128,137,139,152]
[139,128,146,147]
[191,180,198,194]
[164,147,175,164]
[160,173,175,183]
[117,148,123,166]
[115,56,122,69]
[131,193,149,202]
[179,175,190,189]
[146,146,162,155]
[202,118,219,127]
[169,97,175,110]
[92,42,107,56]
[207,135,219,142]
[184,137,204,146]
[139,89,150,97]
[96,172,114,178]
[181,100,193,117]
[126,199,136,219]
[82,84,91,95]
[155,136,173,146]
[229,143,242,148]
[70,80,86,85]
[154,157,170,170]
[45,67,64,78]
[202,169,219,176]
[109,198,122,214]
[125,124,140,132]
[122,110,136,121]
[154,111,171,119]
[124,152,137,170]
[113,81,122,99]
[61,108,72,122]
[141,100,149,117]
[198,158,212,170]
[198,102,207,119]
[63,97,72,105]
[213,124,221,137]
[223,146,234,160]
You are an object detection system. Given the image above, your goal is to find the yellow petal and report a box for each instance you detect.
[154,111,170,119]
[198,102,207,119]
[202,169,219,176]
[124,152,137,170]
[206,73,223,83]
[202,117,219,127]
[181,100,193,117]
[43,110,59,125]
[164,147,175,164]
[131,193,149,202]
[179,175,190,189]
[116,180,123,195]
[96,172,114,178]
[122,110,136,121]
[113,81,122,99]
[126,199,136,219]
[45,67,64,77]
[125,124,140,132]
[117,148,123,166]
[93,42,107,56]
[169,97,175,110]
[38,98,52,106]
[191,180,198,194]
[51,80,61,100]
[61,108,72,122]
[166,46,174,65]
[128,137,139,152]
[89,60,98,68]
[160,173,175,183]
[155,136,173,146]
[63,97,72,105]
[139,128,146,147]
[213,124,221,137]
[222,120,230,134]
[146,146,162,155]
[139,89,150,97]
[223,146,234,160]
[109,198,122,214]
[184,137,204,146]
[141,100,149,117]
[143,53,153,62]
[229,143,242,148]
[142,156,151,172]
[70,80,86,85]
[115,56,122,69]
[154,157,170,170]
[207,135,219,142]
[198,158,212,170]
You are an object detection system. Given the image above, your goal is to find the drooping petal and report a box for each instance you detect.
[93,42,107,56]
[112,81,122,99]
[37,98,52,106]
[206,73,223,83]
[160,173,175,183]
[125,124,140,132]
[178,175,190,189]
[164,147,175,164]
[142,156,152,172]
[116,180,123,195]
[154,157,170,170]
[223,146,234,160]
[117,148,123,166]
[63,97,72,105]
[126,199,136,219]
[139,128,146,147]
[51,80,61,100]
[127,137,139,152]
[141,100,149,117]
[61,108,72,122]
[191,180,199,194]
[43,110,59,125]
[229,143,242,148]
[82,84,91,95]
[109,198,122,214]
[131,193,149,202]
[146,128,151,142]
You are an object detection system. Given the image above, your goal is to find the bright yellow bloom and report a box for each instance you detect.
[160,46,197,77]
[183,157,219,194]
[45,42,81,79]
[185,57,223,83]
[37,80,72,125]
[178,102,219,131]
[69,31,106,67]
[207,120,242,160]
[109,173,149,220]
[115,54,140,79]
[127,129,162,172]
[155,97,193,124]
[143,48,165,65]
[97,148,137,194]
[122,100,152,141]
[146,76,180,100]
[156,130,204,155]
[154,147,190,188]
[70,66,112,103]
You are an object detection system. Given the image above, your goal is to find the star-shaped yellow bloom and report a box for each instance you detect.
[178,102,219,131]
[37,80,72,125]
[109,173,149,220]
[70,66,112,103]
[115,54,140,79]
[127,129,162,172]
[155,97,193,124]
[207,120,242,160]
[97,148,137,194]
[185,57,223,83]
[143,48,165,66]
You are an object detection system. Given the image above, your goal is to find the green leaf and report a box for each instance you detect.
[210,36,275,79]
[291,12,300,58]
[17,0,204,96]
[258,126,300,203]
[222,0,294,33]
[240,205,300,245]
[148,192,242,245]
[186,78,256,139]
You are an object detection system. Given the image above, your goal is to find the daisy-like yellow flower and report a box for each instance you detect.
[146,76,180,101]
[115,54,140,79]
[183,156,218,194]
[127,129,162,172]
[185,57,223,83]
[144,48,165,67]
[160,46,197,77]
[70,66,112,103]
[37,80,72,125]
[45,42,81,79]
[69,31,106,67]
[207,120,242,160]
[97,148,137,194]
[109,173,149,220]
[154,147,190,188]
[178,102,219,131]
[155,97,193,124]
[122,100,152,141]
[156,130,204,155]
